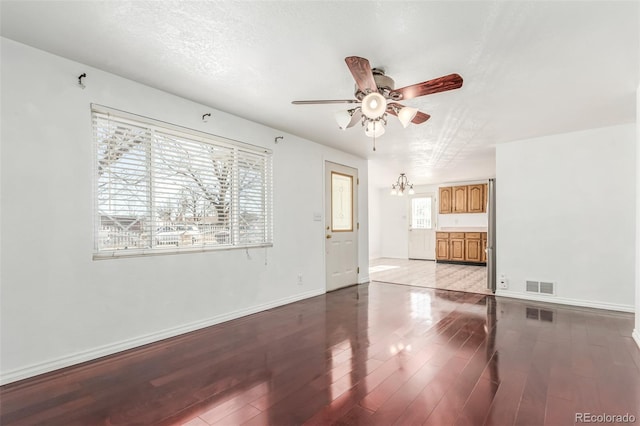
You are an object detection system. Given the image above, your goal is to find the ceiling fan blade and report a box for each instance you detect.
[345,56,378,93]
[292,99,359,105]
[346,108,362,128]
[394,73,463,100]
[388,103,431,124]
[411,110,431,124]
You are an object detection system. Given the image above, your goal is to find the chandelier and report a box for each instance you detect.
[390,173,415,196]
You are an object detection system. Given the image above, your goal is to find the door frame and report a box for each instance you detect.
[324,160,359,292]
[408,192,436,260]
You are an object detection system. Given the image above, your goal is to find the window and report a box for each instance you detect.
[330,172,353,232]
[411,197,432,229]
[93,105,272,258]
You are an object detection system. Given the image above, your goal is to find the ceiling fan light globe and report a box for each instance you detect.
[365,120,385,138]
[361,92,387,119]
[397,107,418,128]
[334,110,352,130]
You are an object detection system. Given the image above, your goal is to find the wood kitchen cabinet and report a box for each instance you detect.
[464,233,482,262]
[436,233,450,259]
[436,231,487,264]
[452,186,468,213]
[467,184,484,213]
[450,232,465,261]
[439,187,452,214]
[483,183,488,213]
[438,183,487,214]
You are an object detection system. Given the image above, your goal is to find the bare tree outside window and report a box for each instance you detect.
[93,106,272,258]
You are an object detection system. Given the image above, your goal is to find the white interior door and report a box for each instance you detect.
[408,194,435,260]
[325,161,358,291]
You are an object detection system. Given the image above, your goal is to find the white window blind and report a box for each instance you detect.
[93,105,272,258]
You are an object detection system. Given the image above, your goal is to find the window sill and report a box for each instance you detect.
[93,243,273,260]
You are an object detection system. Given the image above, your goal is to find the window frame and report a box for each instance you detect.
[92,104,273,259]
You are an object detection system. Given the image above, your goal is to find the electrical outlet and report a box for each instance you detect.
[297,274,303,285]
[498,275,508,289]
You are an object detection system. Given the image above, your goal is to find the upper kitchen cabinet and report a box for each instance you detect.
[439,186,452,214]
[452,186,468,213]
[467,184,485,213]
[438,183,487,214]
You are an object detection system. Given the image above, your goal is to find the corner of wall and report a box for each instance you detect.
[636,80,640,340]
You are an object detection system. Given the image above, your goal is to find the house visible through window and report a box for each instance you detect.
[93,105,272,258]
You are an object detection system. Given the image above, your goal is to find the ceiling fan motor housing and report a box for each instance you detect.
[355,68,398,101]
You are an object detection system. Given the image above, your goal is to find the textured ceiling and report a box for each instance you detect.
[1,1,638,188]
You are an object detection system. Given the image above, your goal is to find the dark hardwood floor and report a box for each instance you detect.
[1,282,639,425]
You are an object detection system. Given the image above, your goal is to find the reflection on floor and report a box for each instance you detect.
[370,257,492,295]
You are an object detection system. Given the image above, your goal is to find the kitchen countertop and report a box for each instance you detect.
[437,227,488,232]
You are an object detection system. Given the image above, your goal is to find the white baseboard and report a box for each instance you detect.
[633,329,640,350]
[358,274,370,284]
[0,288,325,385]
[495,290,635,313]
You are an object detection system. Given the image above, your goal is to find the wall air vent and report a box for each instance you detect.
[540,281,555,295]
[526,280,539,293]
[526,280,555,295]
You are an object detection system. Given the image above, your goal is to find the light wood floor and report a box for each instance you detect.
[370,258,491,295]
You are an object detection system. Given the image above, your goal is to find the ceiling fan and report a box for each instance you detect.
[292,56,463,150]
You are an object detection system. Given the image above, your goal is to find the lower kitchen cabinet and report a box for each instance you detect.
[465,234,482,262]
[436,236,449,259]
[450,233,465,261]
[436,231,487,264]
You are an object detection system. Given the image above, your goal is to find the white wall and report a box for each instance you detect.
[437,213,488,229]
[0,38,369,383]
[496,124,636,312]
[376,189,411,259]
[368,184,382,259]
[635,82,640,347]
[635,5,640,347]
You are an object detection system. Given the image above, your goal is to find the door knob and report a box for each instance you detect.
[326,234,332,239]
